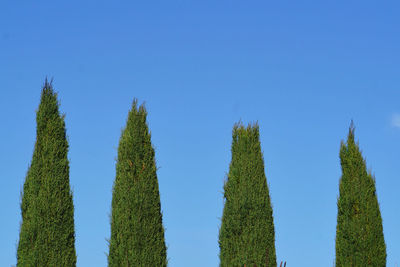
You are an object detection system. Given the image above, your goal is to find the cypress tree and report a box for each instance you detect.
[219,123,276,267]
[108,100,167,267]
[335,123,386,266]
[17,80,76,266]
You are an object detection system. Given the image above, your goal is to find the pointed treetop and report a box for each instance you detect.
[124,99,149,134]
[35,78,66,138]
[38,78,59,108]
[347,120,355,142]
[131,97,138,110]
[233,121,259,131]
[41,77,55,96]
[127,98,148,117]
[341,120,357,151]
[232,121,260,140]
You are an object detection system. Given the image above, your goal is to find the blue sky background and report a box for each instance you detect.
[1,1,399,266]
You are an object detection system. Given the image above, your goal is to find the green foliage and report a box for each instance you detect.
[335,123,386,266]
[219,123,276,267]
[108,100,167,267]
[17,80,76,266]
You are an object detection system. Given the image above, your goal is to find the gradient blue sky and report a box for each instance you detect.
[1,1,399,266]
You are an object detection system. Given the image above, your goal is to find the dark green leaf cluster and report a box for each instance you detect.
[17,80,76,266]
[108,100,167,267]
[219,123,276,267]
[335,124,386,266]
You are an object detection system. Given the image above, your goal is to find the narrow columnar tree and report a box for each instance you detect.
[17,80,76,266]
[108,100,167,267]
[219,123,276,267]
[335,123,386,266]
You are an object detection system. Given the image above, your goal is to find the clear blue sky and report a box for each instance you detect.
[1,1,399,266]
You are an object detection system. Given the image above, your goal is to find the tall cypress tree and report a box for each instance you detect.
[108,100,167,267]
[335,123,386,266]
[219,123,276,267]
[17,80,76,266]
